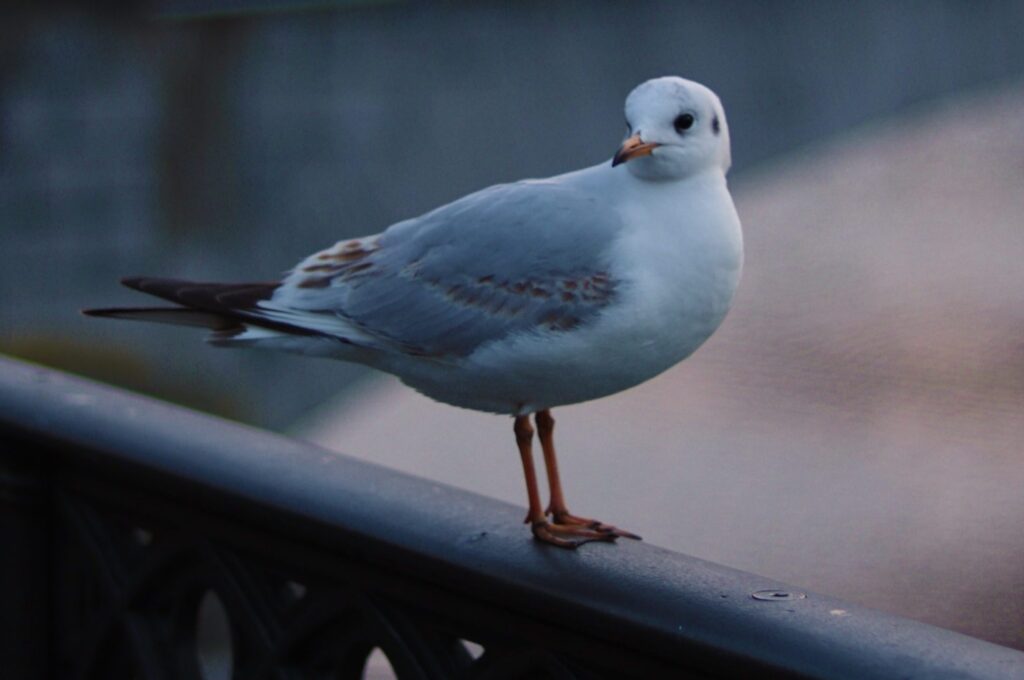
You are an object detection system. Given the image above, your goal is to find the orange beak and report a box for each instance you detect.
[612,134,660,167]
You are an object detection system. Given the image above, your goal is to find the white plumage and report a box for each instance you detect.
[86,76,743,547]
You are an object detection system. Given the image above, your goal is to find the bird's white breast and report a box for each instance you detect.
[608,170,743,372]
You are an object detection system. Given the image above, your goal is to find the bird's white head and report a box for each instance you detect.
[613,76,731,181]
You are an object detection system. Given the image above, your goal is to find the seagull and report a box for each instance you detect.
[85,76,743,548]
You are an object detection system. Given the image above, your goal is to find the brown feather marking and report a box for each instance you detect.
[317,238,380,262]
[318,248,373,262]
[298,277,331,289]
[450,290,467,303]
[541,311,581,331]
[552,315,581,331]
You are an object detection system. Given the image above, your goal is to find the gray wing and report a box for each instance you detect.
[271,180,623,358]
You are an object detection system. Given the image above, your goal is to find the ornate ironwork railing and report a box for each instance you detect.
[2,355,1022,679]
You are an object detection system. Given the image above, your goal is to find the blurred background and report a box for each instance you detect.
[2,0,1023,651]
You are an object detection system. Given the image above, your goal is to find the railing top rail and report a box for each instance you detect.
[2,355,1022,679]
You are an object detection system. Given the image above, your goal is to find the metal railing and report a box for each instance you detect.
[1,355,1022,679]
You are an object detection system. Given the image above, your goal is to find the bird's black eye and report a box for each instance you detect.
[674,113,695,133]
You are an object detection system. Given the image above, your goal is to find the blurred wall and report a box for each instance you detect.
[3,1,1024,426]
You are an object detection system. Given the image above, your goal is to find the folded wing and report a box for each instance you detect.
[269,180,624,358]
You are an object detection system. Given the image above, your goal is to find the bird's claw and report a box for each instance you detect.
[529,510,642,547]
[547,509,642,540]
[531,519,617,548]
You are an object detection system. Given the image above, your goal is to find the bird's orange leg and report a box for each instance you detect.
[515,416,545,526]
[535,409,642,541]
[515,415,611,548]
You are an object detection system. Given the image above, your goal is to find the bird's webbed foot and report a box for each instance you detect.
[530,519,618,549]
[548,509,643,541]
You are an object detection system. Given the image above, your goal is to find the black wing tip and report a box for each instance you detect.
[80,306,242,331]
[120,276,175,292]
[82,305,173,318]
[119,276,281,299]
[93,278,298,333]
[82,307,117,317]
[120,276,148,288]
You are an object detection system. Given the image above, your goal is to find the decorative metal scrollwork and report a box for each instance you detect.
[51,493,593,679]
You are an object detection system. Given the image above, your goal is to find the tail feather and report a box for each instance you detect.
[85,277,333,340]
